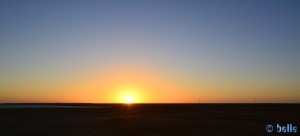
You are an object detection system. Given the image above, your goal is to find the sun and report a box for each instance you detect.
[124,96,134,104]
[116,85,142,104]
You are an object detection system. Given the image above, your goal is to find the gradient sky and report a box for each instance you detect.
[1,0,299,103]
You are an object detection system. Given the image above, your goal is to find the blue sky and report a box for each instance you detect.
[0,0,299,103]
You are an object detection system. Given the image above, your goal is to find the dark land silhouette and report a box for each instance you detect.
[0,103,299,136]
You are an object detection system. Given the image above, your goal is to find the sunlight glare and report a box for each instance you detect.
[124,96,134,104]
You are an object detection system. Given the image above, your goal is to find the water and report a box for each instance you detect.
[0,104,108,109]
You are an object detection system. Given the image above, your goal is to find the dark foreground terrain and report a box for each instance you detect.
[0,104,299,136]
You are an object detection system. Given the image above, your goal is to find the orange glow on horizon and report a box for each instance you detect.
[64,64,197,103]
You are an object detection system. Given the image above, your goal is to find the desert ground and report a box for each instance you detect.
[0,104,299,136]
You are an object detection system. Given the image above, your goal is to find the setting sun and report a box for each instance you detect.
[124,96,134,104]
[115,85,143,104]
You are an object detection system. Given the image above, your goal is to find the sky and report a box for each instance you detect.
[0,0,299,103]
